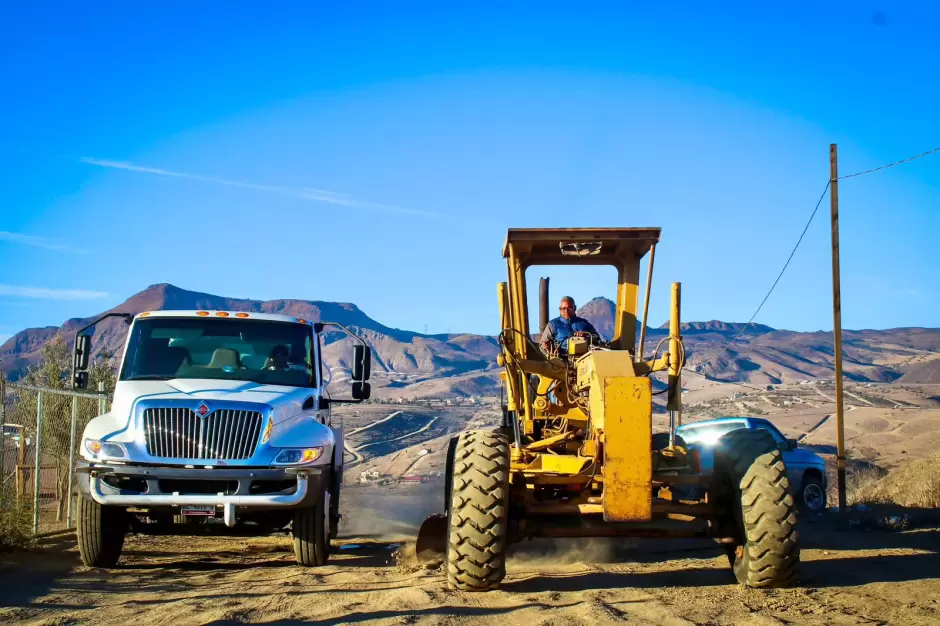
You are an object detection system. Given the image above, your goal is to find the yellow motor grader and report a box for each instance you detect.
[417,227,800,591]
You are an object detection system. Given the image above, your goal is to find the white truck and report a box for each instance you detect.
[71,309,372,568]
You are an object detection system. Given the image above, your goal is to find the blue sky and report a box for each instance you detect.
[2,1,938,343]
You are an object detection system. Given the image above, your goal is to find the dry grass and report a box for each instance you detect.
[0,485,34,551]
[849,453,940,509]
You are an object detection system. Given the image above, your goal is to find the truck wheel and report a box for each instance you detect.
[711,429,800,588]
[77,494,127,568]
[293,489,330,567]
[799,474,826,513]
[446,430,510,592]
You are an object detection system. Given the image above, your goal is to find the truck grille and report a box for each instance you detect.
[143,408,264,460]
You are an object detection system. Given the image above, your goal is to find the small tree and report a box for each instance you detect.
[9,335,116,521]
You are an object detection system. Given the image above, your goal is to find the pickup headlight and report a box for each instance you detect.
[84,438,127,459]
[273,447,323,465]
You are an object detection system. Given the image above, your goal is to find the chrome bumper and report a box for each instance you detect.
[76,462,325,527]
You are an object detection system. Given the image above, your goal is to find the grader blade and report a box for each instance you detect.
[415,513,447,563]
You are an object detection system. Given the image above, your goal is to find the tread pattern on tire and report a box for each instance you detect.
[715,428,800,589]
[77,494,126,567]
[293,492,329,567]
[446,429,510,591]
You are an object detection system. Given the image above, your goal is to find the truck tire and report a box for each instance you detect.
[798,474,826,513]
[293,490,330,567]
[77,494,127,568]
[711,428,800,588]
[446,430,510,592]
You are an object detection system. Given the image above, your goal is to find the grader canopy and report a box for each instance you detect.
[417,226,801,594]
[500,227,660,354]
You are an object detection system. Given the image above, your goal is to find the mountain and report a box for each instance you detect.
[0,284,499,392]
[2,287,939,394]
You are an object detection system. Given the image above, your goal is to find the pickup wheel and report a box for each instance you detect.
[77,494,127,568]
[799,474,826,513]
[293,490,330,567]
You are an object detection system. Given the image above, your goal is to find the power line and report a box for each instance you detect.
[717,180,831,356]
[839,145,940,180]
[685,144,938,393]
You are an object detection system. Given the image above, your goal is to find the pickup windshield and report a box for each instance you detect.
[119,317,316,387]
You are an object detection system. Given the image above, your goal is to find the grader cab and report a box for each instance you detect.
[417,228,800,591]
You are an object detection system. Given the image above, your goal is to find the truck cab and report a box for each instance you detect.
[73,309,372,568]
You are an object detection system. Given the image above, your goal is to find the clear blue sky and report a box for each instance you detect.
[2,1,938,343]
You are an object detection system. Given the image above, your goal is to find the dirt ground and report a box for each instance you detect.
[1,521,939,626]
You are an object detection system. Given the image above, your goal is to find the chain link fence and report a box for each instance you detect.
[1,379,111,536]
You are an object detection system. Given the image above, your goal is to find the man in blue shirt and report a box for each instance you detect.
[539,296,601,355]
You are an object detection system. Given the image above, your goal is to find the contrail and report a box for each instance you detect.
[0,231,87,254]
[0,284,109,300]
[79,157,441,218]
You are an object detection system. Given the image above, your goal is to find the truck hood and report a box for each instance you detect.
[110,379,317,427]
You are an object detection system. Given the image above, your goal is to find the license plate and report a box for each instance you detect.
[180,505,216,516]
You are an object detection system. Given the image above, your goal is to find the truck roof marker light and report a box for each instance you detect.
[296,318,308,324]
[196,311,209,317]
[216,312,229,317]
[235,313,250,318]
[139,312,150,317]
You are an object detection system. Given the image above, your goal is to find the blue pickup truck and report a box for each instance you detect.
[675,417,828,513]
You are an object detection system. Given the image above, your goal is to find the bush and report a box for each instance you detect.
[0,484,34,551]
[849,453,940,509]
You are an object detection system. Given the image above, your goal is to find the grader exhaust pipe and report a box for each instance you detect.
[539,276,550,333]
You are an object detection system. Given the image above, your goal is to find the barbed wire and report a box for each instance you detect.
[839,145,940,180]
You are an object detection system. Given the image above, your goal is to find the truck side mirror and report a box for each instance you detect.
[73,371,89,390]
[352,381,371,400]
[787,438,798,450]
[352,344,371,382]
[74,334,91,372]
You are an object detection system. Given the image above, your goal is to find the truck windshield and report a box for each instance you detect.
[119,317,316,387]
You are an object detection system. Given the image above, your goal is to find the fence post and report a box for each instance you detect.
[33,390,44,535]
[98,381,106,415]
[66,395,78,528]
[0,376,6,487]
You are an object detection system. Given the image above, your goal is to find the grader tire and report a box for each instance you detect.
[714,428,800,588]
[446,430,510,592]
[77,494,127,568]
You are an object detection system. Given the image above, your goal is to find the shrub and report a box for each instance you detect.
[0,484,34,551]
[849,454,940,509]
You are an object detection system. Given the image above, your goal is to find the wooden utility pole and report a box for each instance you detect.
[830,143,847,510]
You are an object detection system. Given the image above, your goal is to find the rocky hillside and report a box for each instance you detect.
[0,284,499,390]
[2,288,939,395]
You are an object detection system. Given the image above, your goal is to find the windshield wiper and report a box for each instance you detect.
[124,375,174,381]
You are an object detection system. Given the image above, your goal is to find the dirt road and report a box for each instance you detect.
[2,523,939,625]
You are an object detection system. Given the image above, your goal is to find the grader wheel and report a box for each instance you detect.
[446,430,510,591]
[713,429,800,588]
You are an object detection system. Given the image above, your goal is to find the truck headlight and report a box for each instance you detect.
[273,447,323,465]
[84,439,127,459]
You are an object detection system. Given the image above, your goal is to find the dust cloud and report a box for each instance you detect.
[338,481,444,540]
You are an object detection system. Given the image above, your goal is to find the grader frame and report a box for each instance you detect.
[497,227,691,526]
[418,227,801,592]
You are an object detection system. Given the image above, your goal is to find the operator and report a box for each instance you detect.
[539,296,601,355]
